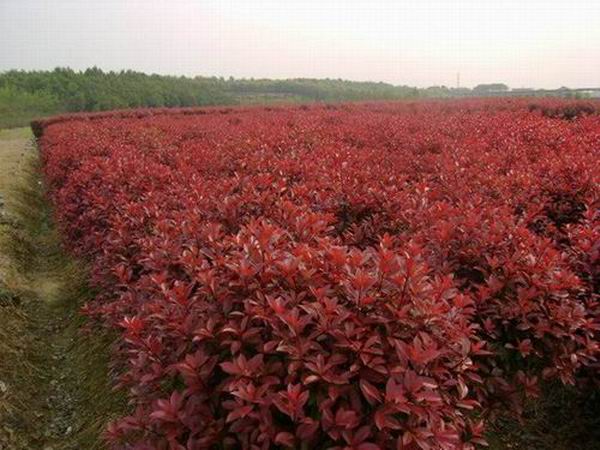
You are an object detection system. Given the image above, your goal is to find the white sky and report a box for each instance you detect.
[1,0,599,88]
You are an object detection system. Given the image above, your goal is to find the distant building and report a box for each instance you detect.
[473,83,509,95]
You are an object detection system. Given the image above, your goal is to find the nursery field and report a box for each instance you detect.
[33,99,600,449]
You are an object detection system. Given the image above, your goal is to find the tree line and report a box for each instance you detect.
[0,68,419,128]
[2,67,588,129]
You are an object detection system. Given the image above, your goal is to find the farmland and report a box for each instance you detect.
[32,99,600,449]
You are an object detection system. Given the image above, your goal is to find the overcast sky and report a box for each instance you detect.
[1,0,599,89]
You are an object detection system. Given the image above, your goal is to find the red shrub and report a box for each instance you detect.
[36,99,600,449]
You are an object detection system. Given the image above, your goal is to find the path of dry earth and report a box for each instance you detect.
[0,128,122,450]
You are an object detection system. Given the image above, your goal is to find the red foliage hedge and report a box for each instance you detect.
[36,100,600,449]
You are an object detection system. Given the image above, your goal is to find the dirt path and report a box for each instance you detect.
[0,128,123,450]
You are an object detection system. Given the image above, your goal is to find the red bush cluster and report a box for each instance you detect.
[36,99,600,449]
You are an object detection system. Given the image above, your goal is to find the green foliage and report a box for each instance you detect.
[0,67,233,113]
[222,77,420,102]
[0,68,421,128]
[0,86,61,128]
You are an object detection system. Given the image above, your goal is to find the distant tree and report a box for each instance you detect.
[0,67,424,127]
[473,83,509,94]
[0,85,60,128]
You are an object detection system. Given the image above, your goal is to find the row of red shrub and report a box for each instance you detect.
[31,105,240,139]
[32,97,597,139]
[37,99,599,449]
